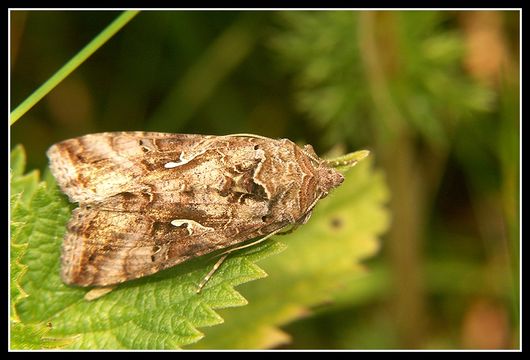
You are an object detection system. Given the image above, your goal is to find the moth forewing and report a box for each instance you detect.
[47,132,347,293]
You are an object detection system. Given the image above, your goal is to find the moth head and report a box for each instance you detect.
[318,166,344,198]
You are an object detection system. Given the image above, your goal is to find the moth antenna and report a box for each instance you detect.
[225,133,273,140]
[324,150,370,169]
[275,224,300,235]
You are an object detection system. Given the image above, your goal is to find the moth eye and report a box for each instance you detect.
[261,215,270,223]
[254,145,260,150]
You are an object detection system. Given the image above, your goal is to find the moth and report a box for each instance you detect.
[47,132,361,293]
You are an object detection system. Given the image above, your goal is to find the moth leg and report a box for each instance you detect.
[196,227,285,293]
[196,254,229,293]
[84,285,116,301]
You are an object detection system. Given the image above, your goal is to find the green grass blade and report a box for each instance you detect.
[10,10,140,126]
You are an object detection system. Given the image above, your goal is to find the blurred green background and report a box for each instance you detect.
[10,10,520,349]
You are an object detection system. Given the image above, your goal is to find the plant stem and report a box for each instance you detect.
[359,11,427,348]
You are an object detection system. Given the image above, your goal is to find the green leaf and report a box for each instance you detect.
[10,145,38,317]
[10,145,39,206]
[10,145,286,349]
[189,157,390,349]
[10,146,76,349]
[10,145,387,349]
[10,145,26,178]
[10,322,77,350]
[11,194,30,318]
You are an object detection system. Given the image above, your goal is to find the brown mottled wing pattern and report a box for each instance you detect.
[47,132,209,204]
[48,132,294,286]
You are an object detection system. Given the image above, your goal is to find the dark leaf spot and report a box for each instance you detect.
[330,217,343,229]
